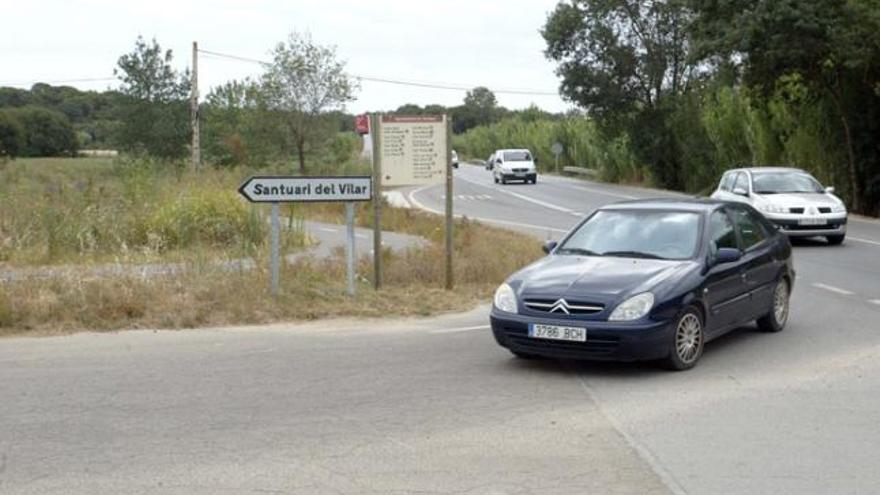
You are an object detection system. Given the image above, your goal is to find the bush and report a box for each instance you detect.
[147,189,264,251]
[0,111,25,159]
[7,106,78,157]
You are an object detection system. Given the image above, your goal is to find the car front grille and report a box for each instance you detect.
[523,298,604,315]
[783,224,841,231]
[818,207,831,214]
[789,207,805,214]
[512,168,529,173]
[503,329,620,356]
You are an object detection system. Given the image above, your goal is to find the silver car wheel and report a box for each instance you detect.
[773,280,789,326]
[675,313,703,364]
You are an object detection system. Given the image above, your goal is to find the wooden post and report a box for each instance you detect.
[191,41,200,171]
[445,115,454,290]
[371,114,383,289]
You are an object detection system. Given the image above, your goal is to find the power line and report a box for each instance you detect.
[0,76,117,87]
[197,48,559,97]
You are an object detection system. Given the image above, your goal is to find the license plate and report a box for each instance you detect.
[528,324,586,342]
[798,217,826,226]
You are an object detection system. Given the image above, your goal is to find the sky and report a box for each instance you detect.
[1,0,574,114]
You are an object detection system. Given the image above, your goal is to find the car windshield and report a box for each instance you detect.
[503,151,531,161]
[558,210,701,260]
[752,172,824,194]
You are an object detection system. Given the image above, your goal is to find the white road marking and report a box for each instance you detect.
[355,234,367,239]
[849,236,880,247]
[430,325,490,334]
[869,299,880,306]
[457,175,579,215]
[319,227,338,233]
[811,283,856,296]
[407,186,569,233]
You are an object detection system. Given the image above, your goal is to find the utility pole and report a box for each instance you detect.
[191,41,200,171]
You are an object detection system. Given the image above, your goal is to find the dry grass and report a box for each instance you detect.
[0,157,543,337]
[0,205,541,337]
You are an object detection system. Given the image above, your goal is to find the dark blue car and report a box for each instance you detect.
[490,199,795,370]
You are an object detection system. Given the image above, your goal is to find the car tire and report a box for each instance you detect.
[531,178,537,185]
[826,234,845,245]
[661,307,705,371]
[510,350,544,360]
[494,176,499,184]
[501,177,507,185]
[757,278,789,333]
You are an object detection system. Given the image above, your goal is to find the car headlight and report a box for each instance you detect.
[493,283,518,314]
[758,203,787,214]
[831,203,846,213]
[608,293,654,321]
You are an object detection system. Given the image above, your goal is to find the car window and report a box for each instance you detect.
[731,207,767,250]
[732,173,748,193]
[559,210,701,260]
[752,172,824,194]
[503,151,531,161]
[709,210,737,253]
[719,173,734,192]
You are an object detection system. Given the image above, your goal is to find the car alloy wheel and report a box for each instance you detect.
[675,313,703,365]
[773,279,789,326]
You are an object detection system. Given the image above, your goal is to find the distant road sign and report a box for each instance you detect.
[551,142,563,156]
[238,176,372,203]
[355,114,370,135]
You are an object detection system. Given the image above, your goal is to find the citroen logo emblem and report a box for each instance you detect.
[549,299,571,314]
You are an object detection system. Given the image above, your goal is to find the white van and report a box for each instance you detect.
[491,149,537,184]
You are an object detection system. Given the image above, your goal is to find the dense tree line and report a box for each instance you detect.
[540,0,880,214]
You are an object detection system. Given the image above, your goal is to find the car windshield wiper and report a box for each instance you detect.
[556,247,602,256]
[601,250,667,260]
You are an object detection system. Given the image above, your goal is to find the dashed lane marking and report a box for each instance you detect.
[811,283,856,296]
[869,299,880,306]
[848,236,880,247]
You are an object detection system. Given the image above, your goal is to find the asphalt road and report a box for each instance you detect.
[2,164,880,494]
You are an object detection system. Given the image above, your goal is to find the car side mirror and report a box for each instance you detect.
[533,157,539,164]
[732,187,749,197]
[714,247,742,264]
[825,186,835,194]
[495,158,503,165]
[542,240,558,254]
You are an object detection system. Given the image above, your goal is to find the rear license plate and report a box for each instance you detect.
[528,324,586,342]
[798,217,826,226]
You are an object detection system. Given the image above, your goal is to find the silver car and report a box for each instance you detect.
[711,167,847,244]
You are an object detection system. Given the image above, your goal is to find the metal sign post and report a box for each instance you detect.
[270,202,280,296]
[552,142,563,175]
[345,202,356,296]
[445,117,453,290]
[238,175,372,295]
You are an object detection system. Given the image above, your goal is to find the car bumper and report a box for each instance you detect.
[490,310,673,362]
[501,172,536,181]
[765,215,847,237]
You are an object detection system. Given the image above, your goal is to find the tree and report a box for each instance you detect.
[114,36,191,159]
[259,32,357,172]
[8,106,77,157]
[0,111,25,159]
[690,0,880,211]
[542,0,698,188]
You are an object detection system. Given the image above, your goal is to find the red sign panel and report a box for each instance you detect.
[355,114,370,135]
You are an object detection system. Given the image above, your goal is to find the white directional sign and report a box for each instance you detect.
[238,176,372,203]
[379,115,448,186]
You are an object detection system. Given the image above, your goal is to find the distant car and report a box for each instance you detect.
[710,167,847,244]
[485,153,495,171]
[451,149,459,169]
[492,149,537,184]
[490,199,795,370]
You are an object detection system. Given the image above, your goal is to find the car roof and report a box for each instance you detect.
[725,166,807,175]
[495,149,531,153]
[599,197,730,213]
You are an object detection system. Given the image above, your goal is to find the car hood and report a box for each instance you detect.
[755,192,841,207]
[513,255,695,302]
